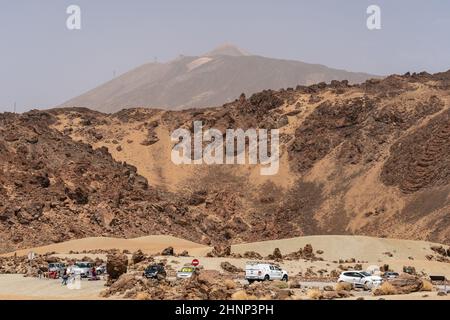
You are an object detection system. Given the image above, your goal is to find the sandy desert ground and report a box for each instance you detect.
[1,235,449,300]
[2,235,211,258]
[0,274,106,300]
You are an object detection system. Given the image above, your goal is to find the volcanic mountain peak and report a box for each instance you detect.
[203,43,250,57]
[58,45,377,112]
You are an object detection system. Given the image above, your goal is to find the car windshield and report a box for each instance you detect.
[49,263,63,268]
[76,262,92,268]
[148,266,159,271]
[180,267,194,273]
[360,272,371,276]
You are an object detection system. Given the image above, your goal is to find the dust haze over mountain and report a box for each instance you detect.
[59,44,377,112]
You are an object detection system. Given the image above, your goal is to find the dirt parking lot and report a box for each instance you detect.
[0,274,107,300]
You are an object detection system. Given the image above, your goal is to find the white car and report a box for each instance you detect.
[338,271,383,289]
[245,263,288,283]
[95,264,107,275]
[68,262,94,278]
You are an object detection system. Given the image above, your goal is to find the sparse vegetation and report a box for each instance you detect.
[335,282,352,291]
[373,282,398,296]
[271,280,289,289]
[306,288,322,300]
[224,279,237,290]
[136,292,151,300]
[231,290,256,300]
[421,280,433,291]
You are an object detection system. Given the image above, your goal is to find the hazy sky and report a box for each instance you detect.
[1,0,449,112]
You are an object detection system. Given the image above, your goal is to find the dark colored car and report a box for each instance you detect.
[143,264,166,279]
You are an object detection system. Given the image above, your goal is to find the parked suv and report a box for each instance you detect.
[245,263,288,283]
[338,271,382,289]
[143,264,167,279]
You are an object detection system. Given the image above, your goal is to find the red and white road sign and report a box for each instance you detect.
[191,259,199,266]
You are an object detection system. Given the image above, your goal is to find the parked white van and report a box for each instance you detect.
[245,262,288,283]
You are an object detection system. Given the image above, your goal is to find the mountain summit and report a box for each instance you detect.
[203,43,250,57]
[59,45,377,112]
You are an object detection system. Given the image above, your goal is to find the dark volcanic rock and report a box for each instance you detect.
[161,247,174,256]
[106,253,128,284]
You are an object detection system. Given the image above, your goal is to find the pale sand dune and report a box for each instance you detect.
[2,235,210,257]
[231,235,450,278]
[231,235,445,261]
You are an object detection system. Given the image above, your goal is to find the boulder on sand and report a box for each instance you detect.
[266,248,283,260]
[207,245,231,257]
[272,248,283,260]
[131,249,145,264]
[430,245,448,257]
[161,247,174,256]
[220,261,243,274]
[106,253,128,284]
[242,251,263,260]
[374,275,424,296]
[388,276,424,294]
[179,250,189,257]
[302,244,314,259]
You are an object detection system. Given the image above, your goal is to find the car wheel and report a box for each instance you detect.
[282,275,288,282]
[264,275,270,281]
[364,281,372,291]
[248,279,255,284]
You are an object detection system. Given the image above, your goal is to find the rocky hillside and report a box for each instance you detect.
[1,70,449,253]
[0,112,224,253]
[58,44,375,112]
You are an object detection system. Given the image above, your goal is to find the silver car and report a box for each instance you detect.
[69,262,94,278]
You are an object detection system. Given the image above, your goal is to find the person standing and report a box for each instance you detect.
[91,266,97,280]
[61,269,69,285]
